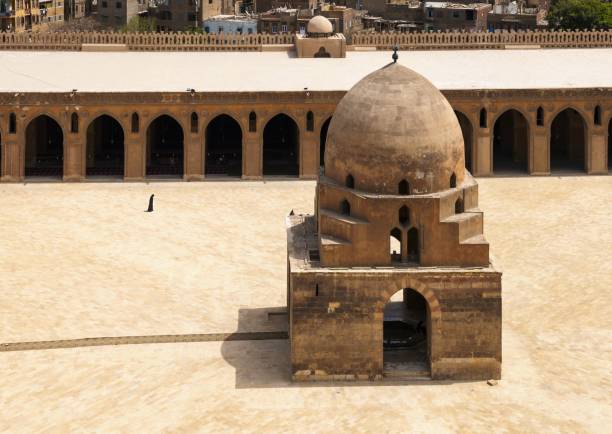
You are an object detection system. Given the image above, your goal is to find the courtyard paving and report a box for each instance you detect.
[1,176,611,432]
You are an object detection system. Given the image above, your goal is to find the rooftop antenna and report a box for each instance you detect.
[392,45,399,63]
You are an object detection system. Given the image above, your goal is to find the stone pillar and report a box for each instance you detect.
[587,126,607,174]
[300,132,318,179]
[63,133,84,181]
[185,132,204,181]
[531,128,549,175]
[243,135,262,179]
[1,135,23,182]
[124,136,144,181]
[474,127,492,176]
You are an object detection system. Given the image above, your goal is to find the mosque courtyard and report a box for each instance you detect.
[1,176,611,432]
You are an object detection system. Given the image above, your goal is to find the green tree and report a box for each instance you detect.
[121,16,158,33]
[547,0,612,30]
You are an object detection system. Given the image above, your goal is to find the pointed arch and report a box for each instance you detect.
[550,107,587,172]
[263,113,299,176]
[537,106,544,127]
[146,114,184,177]
[25,114,64,178]
[340,199,350,216]
[493,109,529,173]
[399,205,410,226]
[9,112,17,134]
[306,111,314,132]
[479,108,487,128]
[389,227,402,263]
[190,112,199,133]
[205,114,243,177]
[398,179,410,195]
[86,115,125,177]
[345,173,354,188]
[249,111,257,133]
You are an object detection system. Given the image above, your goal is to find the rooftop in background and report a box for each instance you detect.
[0,48,611,93]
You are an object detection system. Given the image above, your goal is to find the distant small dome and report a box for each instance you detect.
[307,16,333,36]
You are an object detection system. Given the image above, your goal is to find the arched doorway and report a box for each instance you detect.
[493,109,529,173]
[550,108,586,172]
[146,115,184,177]
[320,117,332,169]
[25,115,63,178]
[205,114,242,177]
[454,111,473,172]
[263,114,299,176]
[86,115,125,177]
[383,288,430,376]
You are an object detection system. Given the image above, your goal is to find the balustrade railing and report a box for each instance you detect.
[0,29,610,51]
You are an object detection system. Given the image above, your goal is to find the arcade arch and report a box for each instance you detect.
[86,115,125,177]
[493,109,529,173]
[25,115,64,178]
[146,115,184,177]
[205,114,243,177]
[263,113,299,176]
[550,108,586,172]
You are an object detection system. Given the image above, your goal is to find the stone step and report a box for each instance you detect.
[442,211,483,242]
[320,234,351,246]
[320,208,368,225]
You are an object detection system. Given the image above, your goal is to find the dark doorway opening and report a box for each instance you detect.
[205,114,243,177]
[146,115,184,177]
[455,111,473,172]
[550,108,586,172]
[263,114,299,176]
[86,115,125,177]
[25,115,63,178]
[383,288,430,377]
[320,117,331,169]
[493,109,529,173]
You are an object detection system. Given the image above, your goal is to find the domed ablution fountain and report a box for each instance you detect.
[286,56,502,381]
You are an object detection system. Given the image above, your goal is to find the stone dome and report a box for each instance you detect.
[324,62,465,195]
[307,15,333,36]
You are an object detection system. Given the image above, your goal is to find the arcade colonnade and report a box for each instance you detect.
[0,89,610,181]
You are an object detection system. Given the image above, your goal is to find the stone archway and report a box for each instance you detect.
[25,115,64,178]
[146,115,184,177]
[454,111,473,172]
[86,115,125,177]
[383,287,431,377]
[205,114,243,177]
[493,109,529,173]
[320,116,332,169]
[550,108,586,172]
[263,114,299,176]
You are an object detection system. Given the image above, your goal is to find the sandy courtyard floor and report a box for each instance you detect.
[1,176,611,432]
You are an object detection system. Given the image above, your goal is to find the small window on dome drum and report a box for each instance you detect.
[398,179,410,195]
[455,197,464,214]
[450,173,457,188]
[345,174,354,188]
[340,199,350,216]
